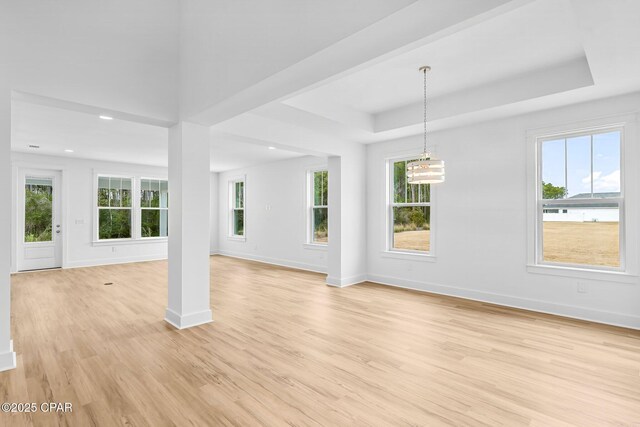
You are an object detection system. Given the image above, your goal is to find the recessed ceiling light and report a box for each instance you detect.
[99,115,113,120]
[268,146,276,150]
[64,149,74,153]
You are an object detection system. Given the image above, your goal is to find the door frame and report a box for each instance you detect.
[11,162,67,273]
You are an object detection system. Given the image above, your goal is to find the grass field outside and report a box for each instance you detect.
[314,234,328,244]
[392,222,619,267]
[543,221,619,267]
[394,230,430,252]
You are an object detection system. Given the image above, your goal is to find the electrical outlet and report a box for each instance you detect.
[577,282,587,293]
[112,247,117,253]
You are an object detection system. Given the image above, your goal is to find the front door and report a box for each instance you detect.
[17,169,63,271]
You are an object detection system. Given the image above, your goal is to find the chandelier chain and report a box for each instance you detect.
[406,65,444,184]
[423,67,427,156]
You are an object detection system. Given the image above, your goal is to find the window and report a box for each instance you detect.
[97,176,132,240]
[230,180,245,237]
[140,179,169,238]
[538,129,622,269]
[389,159,431,253]
[309,170,328,244]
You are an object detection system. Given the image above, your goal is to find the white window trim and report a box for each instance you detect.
[306,167,328,247]
[228,176,246,241]
[526,113,639,281]
[384,154,437,259]
[139,176,169,240]
[92,172,169,245]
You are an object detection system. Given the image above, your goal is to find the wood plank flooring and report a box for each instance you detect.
[1,255,639,426]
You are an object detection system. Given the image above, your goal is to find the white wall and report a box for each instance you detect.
[11,153,169,271]
[366,92,640,329]
[327,148,368,286]
[216,155,329,273]
[210,172,219,254]
[0,90,16,371]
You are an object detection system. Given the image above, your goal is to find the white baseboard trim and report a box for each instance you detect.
[0,340,17,373]
[64,255,167,269]
[164,308,213,330]
[216,250,327,274]
[326,274,367,288]
[366,274,640,330]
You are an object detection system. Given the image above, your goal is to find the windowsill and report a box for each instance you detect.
[227,235,246,242]
[381,250,436,262]
[92,237,167,246]
[303,243,327,251]
[526,264,638,284]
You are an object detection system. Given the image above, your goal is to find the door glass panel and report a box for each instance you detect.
[25,177,54,242]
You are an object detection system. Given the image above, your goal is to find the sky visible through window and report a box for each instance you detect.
[542,131,620,198]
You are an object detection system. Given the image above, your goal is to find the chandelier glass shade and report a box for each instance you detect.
[407,156,445,184]
[408,65,444,184]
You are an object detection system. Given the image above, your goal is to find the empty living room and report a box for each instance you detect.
[1,0,640,426]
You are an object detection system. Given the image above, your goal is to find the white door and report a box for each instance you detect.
[17,169,63,271]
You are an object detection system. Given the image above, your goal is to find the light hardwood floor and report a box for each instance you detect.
[1,256,639,426]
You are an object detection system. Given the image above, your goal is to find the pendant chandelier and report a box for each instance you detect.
[407,66,444,184]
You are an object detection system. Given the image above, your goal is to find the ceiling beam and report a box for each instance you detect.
[374,56,594,134]
[12,91,176,129]
[210,130,326,158]
[190,0,536,127]
[214,112,354,157]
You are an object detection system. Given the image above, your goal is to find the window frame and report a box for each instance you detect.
[139,177,169,240]
[307,168,329,246]
[94,174,135,242]
[228,177,246,240]
[386,155,435,257]
[93,173,169,244]
[523,112,640,282]
[535,126,625,272]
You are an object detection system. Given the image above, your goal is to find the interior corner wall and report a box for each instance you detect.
[0,90,15,370]
[210,172,219,254]
[327,146,368,286]
[11,152,169,271]
[366,91,640,329]
[216,155,328,273]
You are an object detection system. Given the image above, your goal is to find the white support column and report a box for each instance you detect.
[0,90,16,371]
[327,146,367,287]
[165,121,213,329]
